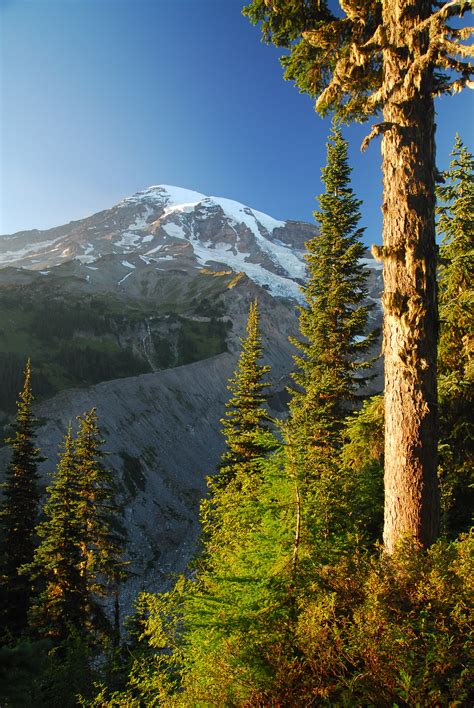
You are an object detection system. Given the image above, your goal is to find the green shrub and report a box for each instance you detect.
[249,534,474,706]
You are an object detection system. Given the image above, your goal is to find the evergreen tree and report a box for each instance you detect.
[289,123,376,544]
[436,135,474,536]
[74,408,124,636]
[26,425,87,643]
[200,300,273,567]
[244,0,473,552]
[26,409,123,645]
[132,304,277,703]
[214,300,271,489]
[0,359,42,638]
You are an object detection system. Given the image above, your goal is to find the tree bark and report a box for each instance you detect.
[381,0,440,553]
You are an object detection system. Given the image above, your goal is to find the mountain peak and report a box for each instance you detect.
[0,185,323,301]
[122,184,207,208]
[121,185,287,234]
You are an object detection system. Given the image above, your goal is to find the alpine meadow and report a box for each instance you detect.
[0,1,472,706]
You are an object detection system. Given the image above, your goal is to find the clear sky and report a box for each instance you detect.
[1,0,473,245]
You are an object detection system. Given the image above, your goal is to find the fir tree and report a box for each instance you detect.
[0,359,42,638]
[437,135,473,386]
[212,300,272,490]
[26,425,87,642]
[74,408,124,634]
[244,0,473,552]
[135,304,278,702]
[200,300,273,565]
[289,123,376,543]
[436,135,474,536]
[26,409,123,645]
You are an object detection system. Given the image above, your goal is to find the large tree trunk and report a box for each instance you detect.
[380,0,440,553]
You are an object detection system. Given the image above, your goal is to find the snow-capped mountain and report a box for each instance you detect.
[0,185,321,301]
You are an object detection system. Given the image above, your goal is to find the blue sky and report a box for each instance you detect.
[1,0,473,245]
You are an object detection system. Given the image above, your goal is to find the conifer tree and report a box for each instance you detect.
[436,135,474,535]
[139,304,277,701]
[26,425,86,642]
[244,0,473,552]
[0,359,42,638]
[289,123,376,543]
[200,300,273,566]
[74,408,124,625]
[437,135,473,386]
[212,300,271,490]
[26,409,123,644]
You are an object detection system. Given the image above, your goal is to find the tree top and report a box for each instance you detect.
[243,1,473,122]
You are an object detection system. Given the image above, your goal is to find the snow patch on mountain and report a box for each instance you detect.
[253,232,306,280]
[127,205,154,230]
[162,223,187,240]
[151,185,206,206]
[122,185,205,211]
[0,237,64,266]
[203,196,282,236]
[76,254,98,264]
[116,232,143,249]
[251,208,286,233]
[187,236,302,301]
[118,271,134,285]
[145,244,164,255]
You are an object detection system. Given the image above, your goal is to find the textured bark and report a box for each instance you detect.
[380,0,439,553]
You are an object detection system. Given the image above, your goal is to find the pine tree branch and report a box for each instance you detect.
[418,0,472,30]
[440,37,474,58]
[360,24,387,53]
[361,122,395,152]
[434,75,474,94]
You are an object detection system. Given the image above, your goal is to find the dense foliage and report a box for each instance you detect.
[437,135,474,537]
[196,301,275,597]
[211,300,271,490]
[0,398,123,705]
